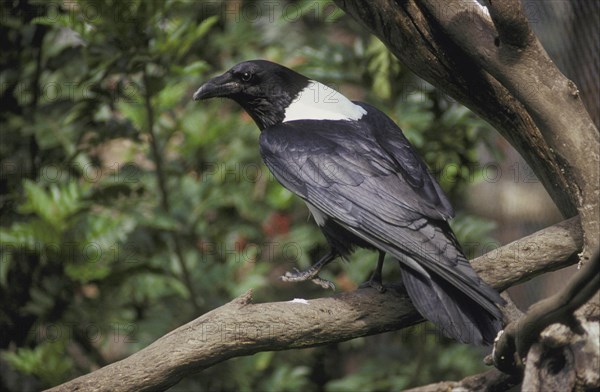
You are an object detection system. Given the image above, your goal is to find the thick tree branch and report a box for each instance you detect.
[521,312,600,391]
[473,216,582,292]
[48,217,582,391]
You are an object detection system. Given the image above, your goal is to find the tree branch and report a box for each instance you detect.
[333,0,599,388]
[403,368,520,392]
[47,217,582,391]
[486,0,532,48]
[493,250,600,374]
[521,311,600,391]
[142,69,200,312]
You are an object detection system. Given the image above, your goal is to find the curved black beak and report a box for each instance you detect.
[193,72,238,101]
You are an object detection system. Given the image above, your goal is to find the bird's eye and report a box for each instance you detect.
[241,72,252,82]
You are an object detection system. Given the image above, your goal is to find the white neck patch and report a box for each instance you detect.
[283,81,367,123]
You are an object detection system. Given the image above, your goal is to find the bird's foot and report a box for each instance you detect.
[359,251,387,292]
[359,277,386,293]
[310,276,336,291]
[281,267,319,282]
[280,268,335,290]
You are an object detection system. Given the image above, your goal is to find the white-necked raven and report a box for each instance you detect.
[194,60,504,345]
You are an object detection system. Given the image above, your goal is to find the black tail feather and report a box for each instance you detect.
[400,264,503,345]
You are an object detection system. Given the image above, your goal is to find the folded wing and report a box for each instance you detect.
[259,108,504,344]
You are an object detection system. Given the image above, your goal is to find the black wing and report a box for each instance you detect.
[260,107,458,271]
[260,106,503,344]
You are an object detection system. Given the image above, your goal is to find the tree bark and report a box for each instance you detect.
[47,217,582,391]
[521,306,600,391]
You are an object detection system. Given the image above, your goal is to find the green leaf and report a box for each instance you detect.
[266,185,294,209]
[255,351,275,371]
[64,261,111,283]
[157,81,188,110]
[174,60,209,76]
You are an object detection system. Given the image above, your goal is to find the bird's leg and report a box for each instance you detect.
[281,249,337,290]
[360,251,386,293]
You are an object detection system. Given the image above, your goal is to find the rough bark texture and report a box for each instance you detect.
[47,218,582,391]
[522,313,600,391]
[470,216,582,292]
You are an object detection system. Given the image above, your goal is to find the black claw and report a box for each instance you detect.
[360,251,386,292]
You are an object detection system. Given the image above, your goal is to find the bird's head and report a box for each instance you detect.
[193,60,309,130]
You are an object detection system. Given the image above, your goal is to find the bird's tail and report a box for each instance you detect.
[399,263,503,345]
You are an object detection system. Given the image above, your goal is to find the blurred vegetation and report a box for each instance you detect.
[0,1,501,390]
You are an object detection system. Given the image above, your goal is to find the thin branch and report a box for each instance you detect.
[28,25,47,177]
[142,70,169,213]
[493,250,600,374]
[47,217,583,392]
[142,69,200,312]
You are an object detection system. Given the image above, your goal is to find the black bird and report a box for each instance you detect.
[193,60,504,345]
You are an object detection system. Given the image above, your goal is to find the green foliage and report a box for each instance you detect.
[0,0,501,390]
[260,364,312,392]
[366,37,401,101]
[325,329,487,391]
[1,341,73,387]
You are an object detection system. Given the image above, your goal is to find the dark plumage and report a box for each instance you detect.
[194,60,505,345]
